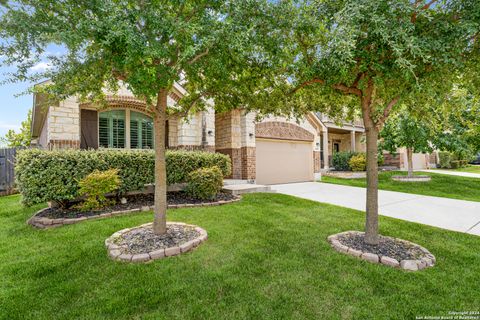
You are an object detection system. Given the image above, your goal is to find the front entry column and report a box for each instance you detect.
[322,130,329,169]
[350,131,356,152]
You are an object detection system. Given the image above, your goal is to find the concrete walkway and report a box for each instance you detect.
[419,169,480,179]
[271,182,480,236]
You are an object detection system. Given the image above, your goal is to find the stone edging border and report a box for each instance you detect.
[105,222,207,263]
[392,175,431,182]
[28,196,241,229]
[327,231,436,271]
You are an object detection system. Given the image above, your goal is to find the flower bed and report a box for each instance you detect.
[105,222,208,263]
[28,192,240,229]
[327,231,435,271]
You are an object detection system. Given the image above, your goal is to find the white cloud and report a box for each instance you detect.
[30,61,52,72]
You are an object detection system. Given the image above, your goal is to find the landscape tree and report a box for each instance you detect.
[380,110,434,178]
[258,0,480,244]
[0,0,275,235]
[432,85,480,159]
[0,109,32,147]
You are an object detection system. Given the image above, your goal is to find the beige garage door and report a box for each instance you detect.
[256,139,314,185]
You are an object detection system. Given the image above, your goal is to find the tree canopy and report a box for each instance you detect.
[0,0,278,234]
[250,0,480,244]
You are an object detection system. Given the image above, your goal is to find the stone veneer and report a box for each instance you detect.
[313,151,321,173]
[215,110,256,180]
[255,121,315,142]
[383,152,404,168]
[105,222,208,263]
[327,231,436,272]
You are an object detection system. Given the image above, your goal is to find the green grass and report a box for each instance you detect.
[1,194,479,319]
[321,171,480,202]
[435,165,480,174]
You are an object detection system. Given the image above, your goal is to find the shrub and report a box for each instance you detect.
[185,166,223,200]
[76,169,120,211]
[451,160,460,169]
[377,152,385,166]
[460,160,468,167]
[16,149,231,206]
[438,151,452,169]
[349,153,366,171]
[332,151,356,171]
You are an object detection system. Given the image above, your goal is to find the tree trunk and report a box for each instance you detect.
[152,89,168,235]
[364,126,379,245]
[406,147,413,178]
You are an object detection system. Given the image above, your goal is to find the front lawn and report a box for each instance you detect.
[1,193,479,319]
[435,165,480,174]
[321,171,480,202]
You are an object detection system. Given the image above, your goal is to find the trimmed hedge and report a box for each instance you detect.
[438,151,452,169]
[16,149,231,206]
[349,153,366,171]
[185,166,224,200]
[332,151,356,171]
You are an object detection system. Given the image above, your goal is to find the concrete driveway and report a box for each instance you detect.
[271,182,480,236]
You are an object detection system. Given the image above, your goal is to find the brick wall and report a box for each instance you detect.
[383,152,404,168]
[241,147,256,180]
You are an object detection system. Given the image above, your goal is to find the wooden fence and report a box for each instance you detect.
[0,148,20,196]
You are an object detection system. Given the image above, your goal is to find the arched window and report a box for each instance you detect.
[98,110,154,149]
[99,110,126,148]
[130,111,154,149]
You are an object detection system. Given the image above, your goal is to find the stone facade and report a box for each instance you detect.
[33,81,370,183]
[37,96,81,149]
[314,151,321,173]
[255,121,315,142]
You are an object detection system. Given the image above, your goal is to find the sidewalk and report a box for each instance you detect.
[271,182,480,236]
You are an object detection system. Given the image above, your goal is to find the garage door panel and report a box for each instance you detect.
[256,139,313,185]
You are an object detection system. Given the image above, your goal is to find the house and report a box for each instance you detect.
[30,82,374,184]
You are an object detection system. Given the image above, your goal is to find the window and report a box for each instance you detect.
[130,111,154,149]
[98,109,155,149]
[99,110,126,148]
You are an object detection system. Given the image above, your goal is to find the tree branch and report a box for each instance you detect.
[332,83,362,96]
[289,79,325,94]
[188,48,209,65]
[411,0,438,23]
[167,91,210,120]
[376,95,400,128]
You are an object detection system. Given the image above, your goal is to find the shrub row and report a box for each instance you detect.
[332,151,383,171]
[16,149,231,206]
[438,151,469,169]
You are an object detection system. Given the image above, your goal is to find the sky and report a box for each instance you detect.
[0,45,65,139]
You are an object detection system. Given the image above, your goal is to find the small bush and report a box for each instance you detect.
[185,166,223,200]
[16,149,231,206]
[77,169,120,211]
[377,152,385,166]
[438,152,452,169]
[332,151,356,171]
[349,153,366,171]
[460,160,468,167]
[451,160,460,169]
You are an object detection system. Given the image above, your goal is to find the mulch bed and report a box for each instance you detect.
[38,192,236,219]
[114,224,200,255]
[337,233,424,261]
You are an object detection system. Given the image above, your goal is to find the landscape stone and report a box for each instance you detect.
[380,256,400,268]
[400,260,419,271]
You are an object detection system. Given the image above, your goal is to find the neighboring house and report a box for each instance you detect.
[30,81,371,184]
